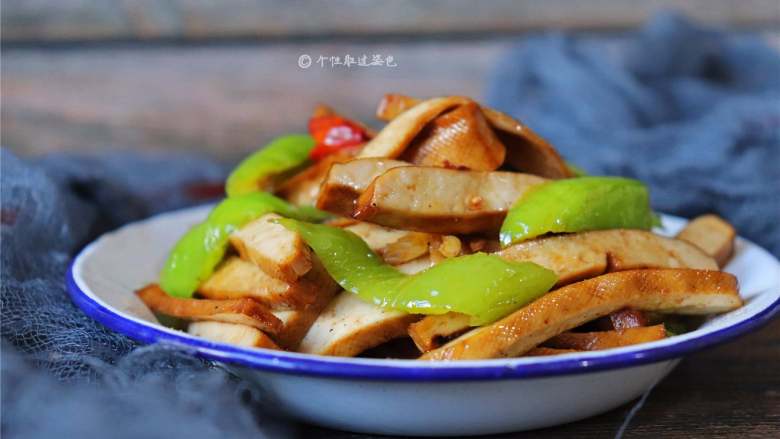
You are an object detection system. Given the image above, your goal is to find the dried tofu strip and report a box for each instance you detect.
[375,93,572,178]
[484,108,573,179]
[498,229,719,285]
[354,166,545,235]
[409,312,472,352]
[200,254,340,349]
[524,347,580,357]
[409,229,717,353]
[421,269,741,360]
[676,214,736,268]
[359,96,470,159]
[316,158,410,217]
[272,260,340,349]
[297,292,420,357]
[199,257,316,310]
[276,153,352,206]
[137,284,282,334]
[271,262,341,350]
[229,213,312,283]
[543,325,666,351]
[340,221,416,253]
[188,321,280,350]
[400,101,506,171]
[375,93,420,121]
[272,305,326,350]
[341,217,460,265]
[297,254,432,356]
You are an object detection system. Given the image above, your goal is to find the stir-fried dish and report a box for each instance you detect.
[137,94,742,360]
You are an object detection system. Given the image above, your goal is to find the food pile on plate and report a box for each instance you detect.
[137,94,742,360]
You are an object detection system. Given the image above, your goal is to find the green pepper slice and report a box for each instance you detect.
[225,134,315,197]
[160,192,328,298]
[279,219,557,325]
[500,176,657,247]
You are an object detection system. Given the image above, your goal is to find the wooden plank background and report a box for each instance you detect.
[2,40,506,158]
[3,0,780,42]
[3,0,780,162]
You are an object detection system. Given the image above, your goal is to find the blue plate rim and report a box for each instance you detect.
[67,260,780,382]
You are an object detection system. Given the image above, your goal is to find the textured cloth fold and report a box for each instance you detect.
[486,12,780,255]
[1,151,289,438]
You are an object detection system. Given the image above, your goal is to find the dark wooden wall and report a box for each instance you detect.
[3,0,779,162]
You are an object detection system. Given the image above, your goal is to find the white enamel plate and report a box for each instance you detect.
[68,206,780,436]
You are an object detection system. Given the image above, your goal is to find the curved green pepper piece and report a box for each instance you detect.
[500,176,656,247]
[279,219,557,325]
[225,134,315,197]
[160,192,328,298]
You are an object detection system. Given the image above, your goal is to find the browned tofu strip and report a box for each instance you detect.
[375,93,572,178]
[485,108,573,179]
[375,93,420,121]
[399,101,506,171]
[409,230,717,352]
[340,221,416,253]
[297,292,420,357]
[359,96,470,159]
[272,305,327,350]
[354,166,545,234]
[198,257,317,309]
[421,269,741,361]
[137,284,282,334]
[271,278,340,350]
[498,229,719,285]
[342,221,457,266]
[676,214,736,268]
[524,347,580,357]
[316,158,410,217]
[188,321,281,350]
[229,213,312,283]
[409,312,472,352]
[275,152,353,206]
[543,325,667,351]
[259,256,341,350]
[296,256,432,356]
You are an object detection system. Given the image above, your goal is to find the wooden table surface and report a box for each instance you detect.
[301,317,780,438]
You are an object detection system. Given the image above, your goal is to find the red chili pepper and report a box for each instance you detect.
[308,115,368,160]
